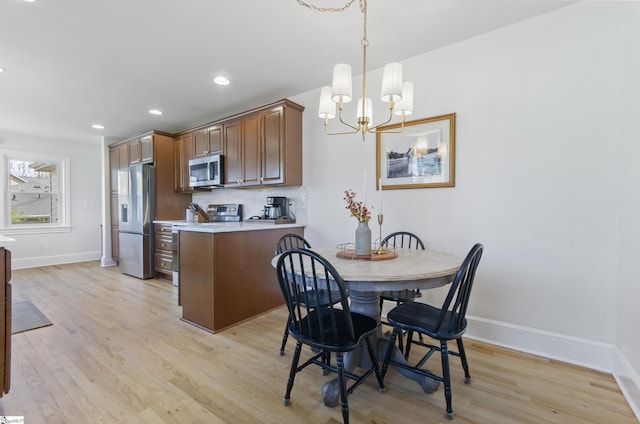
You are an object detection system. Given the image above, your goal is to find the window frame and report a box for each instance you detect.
[1,149,71,234]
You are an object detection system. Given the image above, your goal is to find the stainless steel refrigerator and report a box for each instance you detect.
[118,164,155,279]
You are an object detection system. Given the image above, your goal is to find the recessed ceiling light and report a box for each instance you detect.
[214,76,230,86]
[24,0,36,2]
[149,109,163,115]
[92,124,104,130]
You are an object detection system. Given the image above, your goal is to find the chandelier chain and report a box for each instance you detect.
[296,0,368,45]
[295,0,357,13]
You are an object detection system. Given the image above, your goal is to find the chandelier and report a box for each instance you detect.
[299,0,414,140]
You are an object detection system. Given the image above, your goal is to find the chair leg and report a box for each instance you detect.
[321,350,331,376]
[364,336,386,393]
[284,341,302,406]
[440,340,453,419]
[404,330,413,359]
[381,327,400,378]
[336,352,350,424]
[279,318,291,356]
[395,300,404,354]
[456,337,471,383]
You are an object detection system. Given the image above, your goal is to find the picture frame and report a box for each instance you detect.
[376,113,456,190]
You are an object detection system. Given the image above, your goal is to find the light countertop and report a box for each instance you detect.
[153,220,305,234]
[0,235,17,248]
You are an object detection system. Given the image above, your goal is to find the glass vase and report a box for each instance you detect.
[355,221,372,256]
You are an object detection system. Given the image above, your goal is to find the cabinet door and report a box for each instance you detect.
[179,231,215,331]
[109,147,119,195]
[117,143,129,169]
[241,113,261,187]
[174,133,194,192]
[223,121,242,187]
[181,133,194,191]
[139,135,153,164]
[262,106,285,185]
[173,135,182,191]
[128,139,141,165]
[207,125,223,154]
[193,128,208,157]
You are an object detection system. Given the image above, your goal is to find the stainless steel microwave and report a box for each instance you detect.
[189,155,224,187]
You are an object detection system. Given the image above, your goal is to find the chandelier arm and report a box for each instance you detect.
[364,102,395,132]
[337,107,362,132]
[368,115,407,134]
[323,121,362,136]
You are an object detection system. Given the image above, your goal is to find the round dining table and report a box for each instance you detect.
[272,246,462,407]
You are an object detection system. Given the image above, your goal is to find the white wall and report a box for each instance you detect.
[291,0,638,399]
[0,132,102,268]
[615,3,640,419]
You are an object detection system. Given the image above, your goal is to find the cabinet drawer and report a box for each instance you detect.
[155,235,173,253]
[154,223,173,235]
[155,253,173,273]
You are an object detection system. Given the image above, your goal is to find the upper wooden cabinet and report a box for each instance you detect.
[128,134,154,165]
[117,142,129,169]
[194,125,222,158]
[174,132,194,193]
[223,99,303,188]
[224,112,261,188]
[109,147,119,196]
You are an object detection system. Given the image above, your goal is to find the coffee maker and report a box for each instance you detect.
[264,196,289,219]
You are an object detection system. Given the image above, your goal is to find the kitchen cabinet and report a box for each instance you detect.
[109,147,119,196]
[153,223,173,279]
[223,99,303,188]
[194,125,222,158]
[108,131,192,264]
[224,112,261,188]
[178,226,304,333]
[174,132,194,193]
[261,103,302,186]
[128,134,154,165]
[117,142,129,170]
[0,247,11,397]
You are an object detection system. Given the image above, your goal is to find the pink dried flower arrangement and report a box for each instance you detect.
[344,189,372,223]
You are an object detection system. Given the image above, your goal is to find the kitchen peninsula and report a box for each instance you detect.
[158,221,303,333]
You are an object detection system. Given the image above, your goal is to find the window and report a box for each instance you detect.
[1,150,70,233]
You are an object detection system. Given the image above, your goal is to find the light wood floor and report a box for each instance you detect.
[0,261,636,424]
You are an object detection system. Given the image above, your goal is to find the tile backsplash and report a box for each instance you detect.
[191,186,307,223]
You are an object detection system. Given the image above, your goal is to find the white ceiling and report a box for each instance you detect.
[0,0,575,144]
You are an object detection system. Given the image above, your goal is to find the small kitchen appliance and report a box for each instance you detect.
[264,196,289,219]
[206,204,243,222]
[247,196,295,224]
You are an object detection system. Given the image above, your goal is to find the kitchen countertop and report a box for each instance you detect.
[153,220,305,233]
[0,235,17,248]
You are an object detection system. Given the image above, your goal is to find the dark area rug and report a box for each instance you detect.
[12,301,53,334]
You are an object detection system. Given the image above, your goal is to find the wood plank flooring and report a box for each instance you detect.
[0,261,637,423]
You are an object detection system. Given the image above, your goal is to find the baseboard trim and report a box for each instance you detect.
[12,251,101,270]
[100,257,118,267]
[613,348,640,422]
[465,315,614,373]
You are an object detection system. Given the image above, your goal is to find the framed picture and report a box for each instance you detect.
[376,113,455,190]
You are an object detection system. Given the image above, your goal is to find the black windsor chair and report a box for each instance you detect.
[378,231,426,353]
[381,243,484,419]
[276,233,312,355]
[276,248,386,424]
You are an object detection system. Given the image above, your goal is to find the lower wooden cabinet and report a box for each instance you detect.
[178,227,304,333]
[1,247,12,397]
[154,224,173,279]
